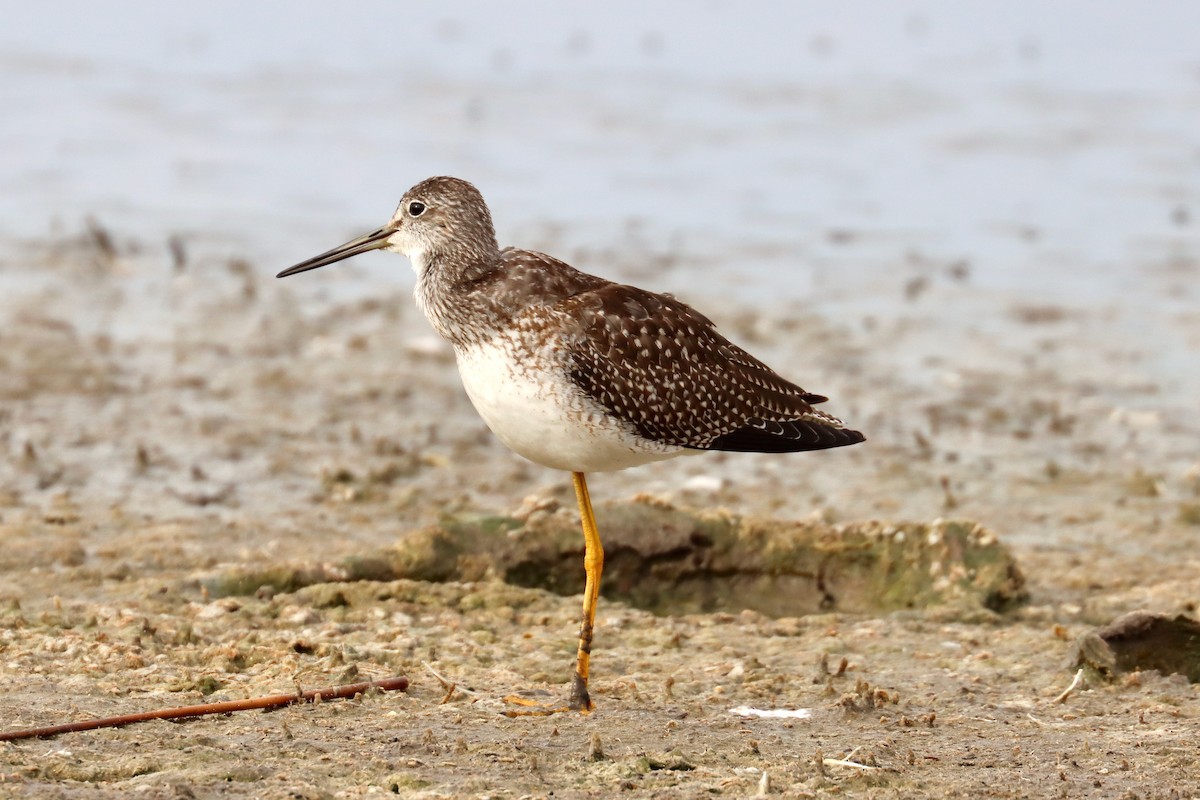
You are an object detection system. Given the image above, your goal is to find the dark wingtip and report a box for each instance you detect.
[705,420,865,454]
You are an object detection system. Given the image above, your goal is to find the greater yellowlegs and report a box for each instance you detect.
[278,176,864,713]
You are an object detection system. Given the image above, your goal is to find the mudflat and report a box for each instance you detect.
[1,225,1198,798]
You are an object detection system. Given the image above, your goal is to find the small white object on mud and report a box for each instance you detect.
[729,706,813,719]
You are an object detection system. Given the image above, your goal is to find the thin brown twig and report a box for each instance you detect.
[422,660,476,704]
[0,675,409,742]
[423,661,457,704]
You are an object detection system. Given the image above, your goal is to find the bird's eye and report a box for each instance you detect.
[408,201,426,217]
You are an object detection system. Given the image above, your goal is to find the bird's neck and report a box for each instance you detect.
[413,249,503,348]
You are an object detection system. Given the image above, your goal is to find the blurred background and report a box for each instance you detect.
[1,1,1198,544]
[4,2,1197,298]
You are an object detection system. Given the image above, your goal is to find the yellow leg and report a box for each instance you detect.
[500,472,603,716]
[568,471,602,712]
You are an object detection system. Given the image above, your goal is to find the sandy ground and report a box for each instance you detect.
[1,226,1199,799]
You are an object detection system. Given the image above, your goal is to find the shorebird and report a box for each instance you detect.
[278,176,864,714]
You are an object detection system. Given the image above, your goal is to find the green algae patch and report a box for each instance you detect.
[491,502,1026,617]
[205,499,1024,618]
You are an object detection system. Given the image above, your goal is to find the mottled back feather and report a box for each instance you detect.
[555,281,865,453]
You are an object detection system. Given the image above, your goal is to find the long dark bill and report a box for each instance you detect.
[276,227,393,278]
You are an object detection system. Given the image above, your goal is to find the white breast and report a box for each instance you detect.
[454,334,685,473]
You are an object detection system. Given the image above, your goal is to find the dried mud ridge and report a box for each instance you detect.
[1073,611,1200,684]
[208,497,1027,619]
[209,496,1200,689]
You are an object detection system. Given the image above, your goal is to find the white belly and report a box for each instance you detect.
[454,336,685,473]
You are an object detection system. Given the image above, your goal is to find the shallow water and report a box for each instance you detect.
[4,3,1197,284]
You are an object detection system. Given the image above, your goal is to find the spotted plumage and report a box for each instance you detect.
[412,236,864,469]
[278,176,864,713]
[280,176,863,468]
[560,282,863,454]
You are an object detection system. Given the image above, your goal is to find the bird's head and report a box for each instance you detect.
[276,176,499,280]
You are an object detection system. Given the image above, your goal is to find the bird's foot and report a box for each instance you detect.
[500,676,594,717]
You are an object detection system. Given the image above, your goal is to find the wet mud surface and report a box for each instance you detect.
[1,226,1199,798]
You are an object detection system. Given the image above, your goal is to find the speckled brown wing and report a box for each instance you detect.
[559,284,865,453]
